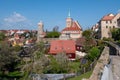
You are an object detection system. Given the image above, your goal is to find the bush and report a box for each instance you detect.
[86,47,100,61]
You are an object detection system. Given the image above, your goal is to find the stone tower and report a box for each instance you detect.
[37,21,44,42]
[66,11,73,27]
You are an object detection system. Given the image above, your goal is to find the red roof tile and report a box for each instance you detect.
[49,40,76,54]
[62,22,81,32]
[101,14,115,21]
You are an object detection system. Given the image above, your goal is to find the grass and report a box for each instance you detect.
[68,71,92,80]
[69,61,80,73]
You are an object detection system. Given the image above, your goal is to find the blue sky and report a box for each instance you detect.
[0,0,120,31]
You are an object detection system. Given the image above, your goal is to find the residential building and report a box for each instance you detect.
[91,23,99,32]
[49,40,76,60]
[60,12,83,40]
[97,13,120,39]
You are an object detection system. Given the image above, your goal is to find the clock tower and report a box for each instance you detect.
[66,11,73,27]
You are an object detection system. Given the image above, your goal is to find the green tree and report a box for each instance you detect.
[82,30,92,39]
[44,53,70,73]
[20,41,47,79]
[0,41,21,79]
[111,28,120,41]
[0,32,5,41]
[86,47,100,61]
[45,31,60,38]
[82,30,95,52]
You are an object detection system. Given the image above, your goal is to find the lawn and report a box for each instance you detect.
[68,71,92,80]
[69,61,80,73]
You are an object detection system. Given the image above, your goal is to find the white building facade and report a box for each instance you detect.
[98,13,120,39]
[60,14,82,40]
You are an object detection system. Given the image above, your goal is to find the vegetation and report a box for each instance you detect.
[0,41,22,79]
[13,45,21,52]
[86,47,100,62]
[68,71,92,80]
[82,29,92,39]
[111,28,120,41]
[45,31,60,38]
[0,28,105,80]
[0,32,6,41]
[82,29,96,52]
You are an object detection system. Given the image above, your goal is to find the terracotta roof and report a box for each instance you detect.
[49,40,76,54]
[101,14,115,21]
[62,21,82,32]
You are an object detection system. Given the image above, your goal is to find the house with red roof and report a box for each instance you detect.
[97,13,120,39]
[60,13,82,40]
[49,40,76,60]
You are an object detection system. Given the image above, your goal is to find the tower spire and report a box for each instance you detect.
[68,10,71,18]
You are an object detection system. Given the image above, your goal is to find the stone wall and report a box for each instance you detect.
[38,38,59,43]
[88,46,109,80]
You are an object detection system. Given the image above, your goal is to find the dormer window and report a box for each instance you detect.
[110,21,112,24]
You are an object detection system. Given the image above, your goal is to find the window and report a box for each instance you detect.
[113,26,115,28]
[110,21,112,24]
[106,21,108,24]
[68,54,72,57]
[106,26,108,28]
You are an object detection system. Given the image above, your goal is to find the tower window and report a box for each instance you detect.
[106,26,108,28]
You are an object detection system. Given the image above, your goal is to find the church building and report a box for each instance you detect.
[60,12,83,40]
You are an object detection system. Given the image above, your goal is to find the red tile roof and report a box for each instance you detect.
[62,21,82,33]
[49,40,76,54]
[101,14,115,21]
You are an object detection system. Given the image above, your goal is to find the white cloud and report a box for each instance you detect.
[4,12,27,23]
[0,12,33,30]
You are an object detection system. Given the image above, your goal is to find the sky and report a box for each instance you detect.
[0,0,120,31]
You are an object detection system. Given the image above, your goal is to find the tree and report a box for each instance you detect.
[82,30,95,52]
[0,41,21,79]
[82,30,92,39]
[20,41,47,79]
[111,28,120,41]
[86,47,100,61]
[55,53,70,73]
[44,53,70,73]
[45,31,60,38]
[0,32,5,41]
